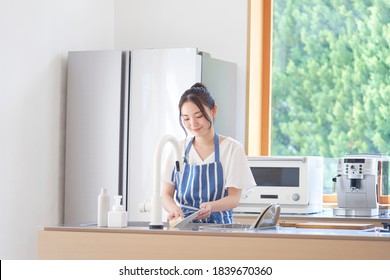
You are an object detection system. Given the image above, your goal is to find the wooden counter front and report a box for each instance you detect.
[37,226,390,260]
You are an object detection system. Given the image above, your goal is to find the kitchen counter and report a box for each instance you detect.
[37,219,390,260]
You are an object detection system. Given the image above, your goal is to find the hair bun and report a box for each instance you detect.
[190,82,208,91]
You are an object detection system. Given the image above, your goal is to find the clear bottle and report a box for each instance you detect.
[97,188,110,227]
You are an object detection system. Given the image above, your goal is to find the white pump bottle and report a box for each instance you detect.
[107,195,128,228]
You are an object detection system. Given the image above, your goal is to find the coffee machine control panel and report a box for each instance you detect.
[338,158,377,180]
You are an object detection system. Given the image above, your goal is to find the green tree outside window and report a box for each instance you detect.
[271,0,390,194]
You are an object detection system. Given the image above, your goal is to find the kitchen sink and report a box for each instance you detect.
[199,223,251,230]
[363,228,390,233]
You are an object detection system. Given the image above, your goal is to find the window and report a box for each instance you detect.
[247,0,390,203]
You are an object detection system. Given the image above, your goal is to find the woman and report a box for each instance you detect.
[162,83,255,224]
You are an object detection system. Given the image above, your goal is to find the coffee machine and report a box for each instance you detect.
[333,154,388,217]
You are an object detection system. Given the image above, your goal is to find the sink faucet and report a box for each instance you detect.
[149,134,181,229]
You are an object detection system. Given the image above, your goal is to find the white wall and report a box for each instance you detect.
[0,0,114,259]
[114,0,248,143]
[0,0,248,259]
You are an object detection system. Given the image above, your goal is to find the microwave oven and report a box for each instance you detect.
[235,156,324,214]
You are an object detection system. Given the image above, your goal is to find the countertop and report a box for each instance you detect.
[42,219,390,241]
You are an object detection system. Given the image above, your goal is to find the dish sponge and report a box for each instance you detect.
[168,216,183,228]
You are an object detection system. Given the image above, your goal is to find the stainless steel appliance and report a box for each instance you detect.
[235,156,323,214]
[64,48,236,224]
[333,154,389,216]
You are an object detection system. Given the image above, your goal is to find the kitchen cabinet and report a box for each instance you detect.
[37,223,390,260]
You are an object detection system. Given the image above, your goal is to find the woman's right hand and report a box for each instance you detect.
[162,183,184,221]
[167,208,184,221]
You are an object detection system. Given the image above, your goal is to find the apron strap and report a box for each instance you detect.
[214,132,220,162]
[183,137,194,163]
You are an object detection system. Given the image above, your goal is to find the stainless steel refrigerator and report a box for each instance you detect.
[64,48,236,225]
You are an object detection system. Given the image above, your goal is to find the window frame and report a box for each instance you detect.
[246,0,389,204]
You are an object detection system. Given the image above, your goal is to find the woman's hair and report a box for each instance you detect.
[178,82,215,136]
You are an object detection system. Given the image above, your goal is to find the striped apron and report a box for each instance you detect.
[172,133,233,223]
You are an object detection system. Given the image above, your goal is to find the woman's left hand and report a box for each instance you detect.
[196,203,212,220]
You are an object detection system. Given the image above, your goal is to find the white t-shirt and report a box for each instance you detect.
[162,137,256,193]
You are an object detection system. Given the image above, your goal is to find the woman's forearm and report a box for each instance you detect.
[204,187,242,212]
[161,182,180,213]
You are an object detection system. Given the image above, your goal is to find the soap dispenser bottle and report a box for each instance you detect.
[97,188,110,227]
[107,195,128,228]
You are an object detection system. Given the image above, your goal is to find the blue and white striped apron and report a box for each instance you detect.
[172,133,233,224]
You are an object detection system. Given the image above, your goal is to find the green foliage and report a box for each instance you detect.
[271,0,390,158]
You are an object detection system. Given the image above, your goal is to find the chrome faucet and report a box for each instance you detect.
[149,135,181,229]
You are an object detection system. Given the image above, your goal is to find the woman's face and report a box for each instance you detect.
[180,101,216,137]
